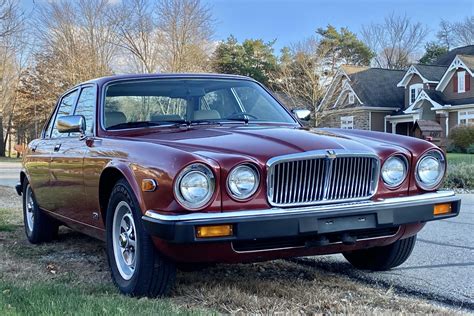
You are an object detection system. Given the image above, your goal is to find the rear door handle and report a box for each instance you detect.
[54,144,61,152]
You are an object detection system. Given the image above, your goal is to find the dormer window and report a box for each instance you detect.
[409,83,423,105]
[348,92,355,104]
[457,71,466,93]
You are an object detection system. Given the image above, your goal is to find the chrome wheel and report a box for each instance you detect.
[25,185,35,232]
[112,201,138,280]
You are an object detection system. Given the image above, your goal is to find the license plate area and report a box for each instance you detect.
[317,214,376,234]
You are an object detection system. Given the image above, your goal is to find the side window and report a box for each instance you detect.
[72,86,95,136]
[51,90,78,138]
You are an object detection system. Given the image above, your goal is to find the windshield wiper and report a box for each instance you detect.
[107,120,185,130]
[186,120,222,126]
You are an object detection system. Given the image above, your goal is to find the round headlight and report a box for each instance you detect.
[381,156,407,188]
[227,164,260,200]
[174,163,215,209]
[416,150,445,190]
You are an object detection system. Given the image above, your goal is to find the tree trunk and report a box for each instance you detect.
[0,116,5,157]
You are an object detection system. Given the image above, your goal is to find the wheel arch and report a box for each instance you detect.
[98,164,144,225]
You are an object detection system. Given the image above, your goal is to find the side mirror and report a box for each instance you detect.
[57,115,86,134]
[292,109,311,121]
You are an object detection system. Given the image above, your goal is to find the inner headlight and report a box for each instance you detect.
[416,150,445,190]
[381,155,407,188]
[174,163,215,209]
[227,164,260,200]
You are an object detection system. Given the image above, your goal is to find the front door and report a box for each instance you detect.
[49,85,96,225]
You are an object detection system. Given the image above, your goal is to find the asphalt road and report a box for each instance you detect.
[0,161,21,188]
[0,161,472,309]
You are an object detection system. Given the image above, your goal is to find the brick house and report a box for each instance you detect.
[318,45,474,148]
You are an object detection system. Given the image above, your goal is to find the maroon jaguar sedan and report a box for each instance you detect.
[17,74,460,297]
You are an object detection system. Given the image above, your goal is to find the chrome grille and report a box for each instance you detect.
[267,152,379,207]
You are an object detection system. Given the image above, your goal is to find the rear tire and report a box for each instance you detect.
[343,235,417,271]
[22,180,58,244]
[106,179,176,297]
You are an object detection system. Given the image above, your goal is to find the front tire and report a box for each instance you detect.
[106,179,176,297]
[343,235,417,271]
[22,180,58,244]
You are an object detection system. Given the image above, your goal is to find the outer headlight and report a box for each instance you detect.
[174,163,215,210]
[227,164,260,200]
[416,150,445,190]
[381,155,407,188]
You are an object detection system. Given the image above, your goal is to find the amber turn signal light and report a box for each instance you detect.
[141,179,157,192]
[196,224,233,238]
[433,203,452,216]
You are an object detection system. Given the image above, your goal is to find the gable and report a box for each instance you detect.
[436,55,474,92]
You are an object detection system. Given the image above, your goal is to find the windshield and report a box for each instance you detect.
[102,78,296,129]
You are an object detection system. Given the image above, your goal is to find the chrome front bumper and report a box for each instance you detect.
[142,191,461,243]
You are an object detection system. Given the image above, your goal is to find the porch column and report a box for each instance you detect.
[391,122,397,134]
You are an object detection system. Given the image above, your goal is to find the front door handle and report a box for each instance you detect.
[54,144,61,152]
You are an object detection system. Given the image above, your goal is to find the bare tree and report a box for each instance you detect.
[35,0,117,85]
[361,13,429,69]
[156,0,214,72]
[437,16,474,49]
[0,0,25,157]
[111,0,164,73]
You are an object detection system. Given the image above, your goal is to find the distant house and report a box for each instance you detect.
[318,45,474,148]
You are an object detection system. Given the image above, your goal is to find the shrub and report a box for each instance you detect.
[467,144,474,154]
[449,125,474,152]
[446,142,463,153]
[443,162,474,190]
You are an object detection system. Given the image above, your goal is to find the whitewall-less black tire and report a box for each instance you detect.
[105,179,176,297]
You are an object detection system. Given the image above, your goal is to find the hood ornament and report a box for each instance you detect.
[326,150,336,159]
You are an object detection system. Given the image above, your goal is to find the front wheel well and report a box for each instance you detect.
[99,168,126,225]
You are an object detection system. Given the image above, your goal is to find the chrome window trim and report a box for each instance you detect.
[265,149,380,207]
[144,190,457,222]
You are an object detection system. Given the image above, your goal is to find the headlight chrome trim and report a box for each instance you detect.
[226,163,260,201]
[174,163,215,210]
[381,154,409,189]
[415,149,446,191]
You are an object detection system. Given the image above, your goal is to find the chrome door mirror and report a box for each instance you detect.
[292,109,311,121]
[57,115,86,134]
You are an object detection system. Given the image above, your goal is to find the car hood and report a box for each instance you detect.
[121,125,405,163]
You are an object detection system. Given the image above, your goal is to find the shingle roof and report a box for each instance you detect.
[434,45,474,66]
[349,68,405,108]
[423,89,445,105]
[414,64,448,81]
[413,120,443,132]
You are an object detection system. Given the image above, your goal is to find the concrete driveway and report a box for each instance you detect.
[295,194,474,310]
[0,161,21,188]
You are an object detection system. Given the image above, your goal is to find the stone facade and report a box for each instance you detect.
[321,110,370,130]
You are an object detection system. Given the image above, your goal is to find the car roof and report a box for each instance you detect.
[81,73,255,87]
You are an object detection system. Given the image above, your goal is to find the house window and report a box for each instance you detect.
[348,92,355,104]
[341,116,354,129]
[409,83,423,104]
[458,110,474,125]
[457,71,466,93]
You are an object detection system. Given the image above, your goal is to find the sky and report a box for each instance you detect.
[21,0,474,53]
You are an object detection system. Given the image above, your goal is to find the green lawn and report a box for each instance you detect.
[0,157,21,162]
[447,153,474,165]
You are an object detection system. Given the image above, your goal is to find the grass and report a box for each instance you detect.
[447,153,474,165]
[0,157,21,162]
[0,281,201,316]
